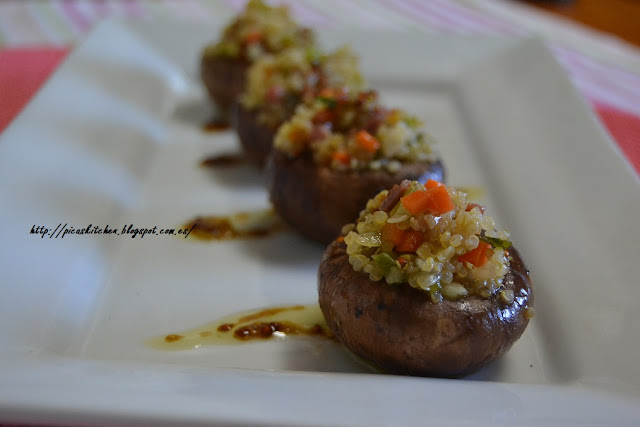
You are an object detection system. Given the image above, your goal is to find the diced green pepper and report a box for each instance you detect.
[402,115,423,128]
[372,252,397,275]
[305,47,324,65]
[317,96,337,109]
[479,235,512,250]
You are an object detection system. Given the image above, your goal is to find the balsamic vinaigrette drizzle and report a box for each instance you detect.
[147,304,334,350]
[200,113,247,167]
[183,209,284,241]
[202,116,230,132]
[199,153,247,168]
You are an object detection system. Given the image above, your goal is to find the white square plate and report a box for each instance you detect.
[1,19,639,425]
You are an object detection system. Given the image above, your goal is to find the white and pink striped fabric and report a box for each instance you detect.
[1,0,639,174]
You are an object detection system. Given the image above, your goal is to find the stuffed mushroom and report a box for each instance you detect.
[266,90,444,244]
[200,0,316,113]
[318,180,534,377]
[234,46,366,166]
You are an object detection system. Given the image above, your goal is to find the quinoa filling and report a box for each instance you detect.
[203,0,315,61]
[241,46,366,128]
[274,91,437,171]
[343,180,513,303]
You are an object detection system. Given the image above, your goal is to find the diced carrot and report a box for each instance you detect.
[318,88,336,98]
[355,130,380,153]
[400,190,430,215]
[381,223,405,247]
[331,150,350,165]
[381,224,423,253]
[395,230,424,253]
[401,185,454,215]
[425,179,443,190]
[336,236,345,243]
[425,185,455,214]
[458,241,493,267]
[244,29,262,44]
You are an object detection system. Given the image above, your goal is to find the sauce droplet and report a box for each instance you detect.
[217,323,234,332]
[147,304,333,350]
[200,153,247,168]
[164,334,183,343]
[183,209,284,241]
[202,116,230,132]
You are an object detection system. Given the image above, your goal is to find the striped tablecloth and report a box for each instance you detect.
[1,0,639,176]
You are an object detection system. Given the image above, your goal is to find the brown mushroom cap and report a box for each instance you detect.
[266,150,445,245]
[201,56,250,113]
[232,102,279,168]
[318,240,533,377]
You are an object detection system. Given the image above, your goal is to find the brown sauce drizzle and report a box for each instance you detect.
[233,321,325,340]
[199,153,247,168]
[202,116,230,132]
[237,305,304,323]
[147,304,333,350]
[217,323,234,332]
[183,209,284,241]
[164,334,183,343]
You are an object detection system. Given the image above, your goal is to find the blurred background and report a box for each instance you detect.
[1,0,639,175]
[524,0,640,47]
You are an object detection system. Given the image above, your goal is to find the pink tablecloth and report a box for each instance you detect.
[0,47,68,132]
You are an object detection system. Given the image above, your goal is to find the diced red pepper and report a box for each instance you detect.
[465,203,486,214]
[331,150,350,165]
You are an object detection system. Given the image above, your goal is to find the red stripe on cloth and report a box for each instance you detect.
[61,0,93,33]
[0,47,70,134]
[593,100,640,177]
[122,0,144,18]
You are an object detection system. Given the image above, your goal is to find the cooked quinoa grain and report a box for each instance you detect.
[344,180,513,303]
